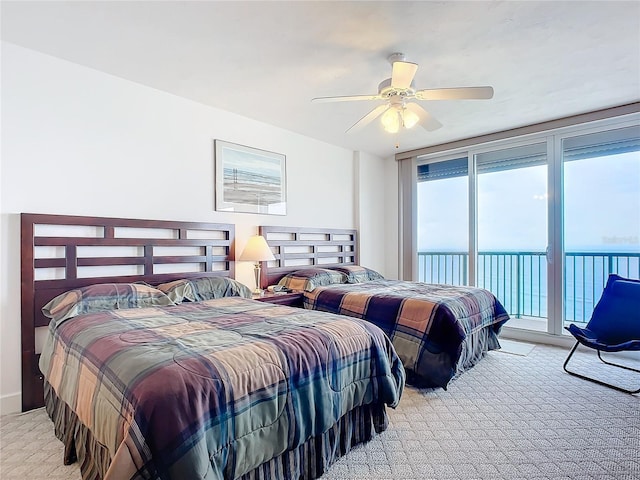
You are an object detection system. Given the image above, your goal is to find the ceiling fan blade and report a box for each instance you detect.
[312,94,383,103]
[415,86,494,101]
[405,103,443,131]
[346,104,389,133]
[391,61,418,89]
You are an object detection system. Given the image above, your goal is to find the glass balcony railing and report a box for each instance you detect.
[418,251,640,324]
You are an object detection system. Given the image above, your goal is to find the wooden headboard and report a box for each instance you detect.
[258,226,358,287]
[21,213,236,411]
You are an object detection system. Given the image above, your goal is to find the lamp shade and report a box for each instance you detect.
[239,235,275,262]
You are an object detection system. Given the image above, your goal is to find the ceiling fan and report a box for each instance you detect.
[312,53,494,134]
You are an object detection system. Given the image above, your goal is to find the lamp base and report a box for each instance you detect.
[253,263,262,296]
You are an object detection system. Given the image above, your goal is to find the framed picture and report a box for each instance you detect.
[214,140,287,215]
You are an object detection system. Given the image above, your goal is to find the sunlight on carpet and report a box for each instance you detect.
[497,338,536,356]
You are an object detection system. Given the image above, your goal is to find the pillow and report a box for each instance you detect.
[277,268,347,292]
[157,276,252,303]
[42,283,175,323]
[330,265,385,284]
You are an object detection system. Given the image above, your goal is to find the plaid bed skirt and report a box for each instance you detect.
[44,381,389,480]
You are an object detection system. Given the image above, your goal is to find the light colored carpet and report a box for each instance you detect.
[1,343,638,480]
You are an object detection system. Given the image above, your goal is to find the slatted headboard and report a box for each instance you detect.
[258,226,358,288]
[21,213,236,411]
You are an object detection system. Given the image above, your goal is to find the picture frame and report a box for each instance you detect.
[214,140,287,215]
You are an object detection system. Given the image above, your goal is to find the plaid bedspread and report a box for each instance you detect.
[39,297,405,479]
[304,280,510,388]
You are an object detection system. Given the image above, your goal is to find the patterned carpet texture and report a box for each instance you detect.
[1,342,638,480]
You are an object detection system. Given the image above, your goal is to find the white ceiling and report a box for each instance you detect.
[2,1,639,158]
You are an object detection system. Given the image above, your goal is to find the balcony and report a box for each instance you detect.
[418,251,640,324]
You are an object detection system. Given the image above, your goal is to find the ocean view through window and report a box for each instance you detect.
[416,121,640,334]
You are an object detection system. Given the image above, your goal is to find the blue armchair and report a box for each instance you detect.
[563,274,640,394]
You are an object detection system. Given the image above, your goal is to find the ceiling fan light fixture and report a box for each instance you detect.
[381,107,400,133]
[402,107,420,129]
[312,52,493,134]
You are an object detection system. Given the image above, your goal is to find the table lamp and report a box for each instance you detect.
[239,235,276,295]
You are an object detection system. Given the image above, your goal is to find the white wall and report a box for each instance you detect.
[354,151,386,273]
[354,151,400,279]
[384,157,400,279]
[0,42,389,413]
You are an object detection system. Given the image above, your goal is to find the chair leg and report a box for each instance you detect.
[597,350,640,374]
[563,341,640,394]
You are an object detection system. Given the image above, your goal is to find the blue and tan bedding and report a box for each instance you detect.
[39,286,405,480]
[279,270,510,388]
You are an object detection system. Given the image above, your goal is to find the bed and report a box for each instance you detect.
[259,225,510,389]
[21,214,405,480]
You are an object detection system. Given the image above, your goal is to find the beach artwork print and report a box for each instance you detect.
[215,140,286,215]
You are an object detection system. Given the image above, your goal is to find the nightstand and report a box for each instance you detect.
[253,291,304,308]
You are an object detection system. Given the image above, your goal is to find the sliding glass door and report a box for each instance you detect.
[561,126,640,327]
[412,117,639,339]
[416,157,469,286]
[415,143,550,330]
[475,143,549,331]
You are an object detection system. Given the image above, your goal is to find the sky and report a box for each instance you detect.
[417,151,640,253]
